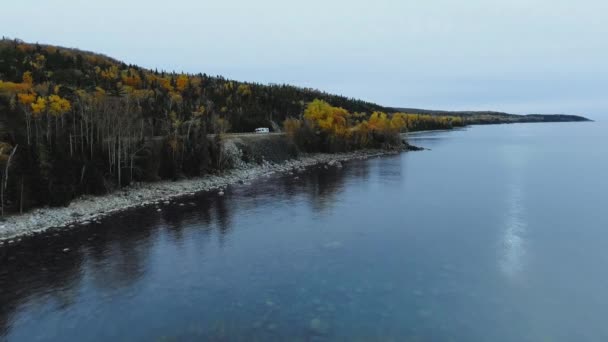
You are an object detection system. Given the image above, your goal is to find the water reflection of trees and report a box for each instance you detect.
[0,158,373,338]
[85,211,159,290]
[232,160,371,216]
[0,234,84,337]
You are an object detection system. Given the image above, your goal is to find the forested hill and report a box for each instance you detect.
[0,38,397,213]
[0,38,591,214]
[0,38,388,134]
[391,108,590,124]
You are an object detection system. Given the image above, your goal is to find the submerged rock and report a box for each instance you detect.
[403,142,425,151]
[417,309,433,318]
[309,318,329,335]
[323,241,343,249]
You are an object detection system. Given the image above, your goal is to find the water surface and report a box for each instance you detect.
[1,122,607,341]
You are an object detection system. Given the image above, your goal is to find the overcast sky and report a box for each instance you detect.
[3,0,607,119]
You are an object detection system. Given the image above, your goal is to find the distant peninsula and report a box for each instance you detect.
[391,108,590,124]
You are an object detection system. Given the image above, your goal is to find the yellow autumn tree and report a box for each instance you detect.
[17,93,36,144]
[48,95,71,117]
[176,74,189,92]
[22,71,33,85]
[304,99,348,137]
[237,84,252,97]
[31,97,47,117]
[17,93,36,106]
[390,113,407,132]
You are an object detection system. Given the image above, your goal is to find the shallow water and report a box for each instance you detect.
[1,121,607,341]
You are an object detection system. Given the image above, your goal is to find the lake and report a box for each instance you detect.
[1,121,606,341]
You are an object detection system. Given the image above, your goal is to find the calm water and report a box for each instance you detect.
[1,122,607,341]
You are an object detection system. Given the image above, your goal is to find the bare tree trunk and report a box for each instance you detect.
[1,174,3,217]
[4,145,18,192]
[117,136,121,187]
[19,177,24,214]
[25,113,31,145]
[90,109,95,159]
[1,145,18,217]
[80,119,84,154]
[108,139,112,174]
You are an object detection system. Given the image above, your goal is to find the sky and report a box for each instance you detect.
[2,0,607,119]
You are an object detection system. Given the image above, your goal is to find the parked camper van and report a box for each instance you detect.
[254,127,270,134]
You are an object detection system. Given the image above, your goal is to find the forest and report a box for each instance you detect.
[283,100,466,152]
[0,38,471,215]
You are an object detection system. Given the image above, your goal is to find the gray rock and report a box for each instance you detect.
[417,309,433,318]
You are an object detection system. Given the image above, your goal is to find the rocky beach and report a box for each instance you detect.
[0,149,400,243]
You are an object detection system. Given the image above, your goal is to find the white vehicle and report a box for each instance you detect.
[254,127,270,134]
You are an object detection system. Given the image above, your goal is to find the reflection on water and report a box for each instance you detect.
[499,145,529,281]
[500,185,526,280]
[1,122,608,341]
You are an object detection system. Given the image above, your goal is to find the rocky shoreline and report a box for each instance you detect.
[0,149,402,243]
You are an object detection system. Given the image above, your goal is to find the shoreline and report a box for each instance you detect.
[0,149,401,243]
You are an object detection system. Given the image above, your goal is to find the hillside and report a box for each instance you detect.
[0,39,389,133]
